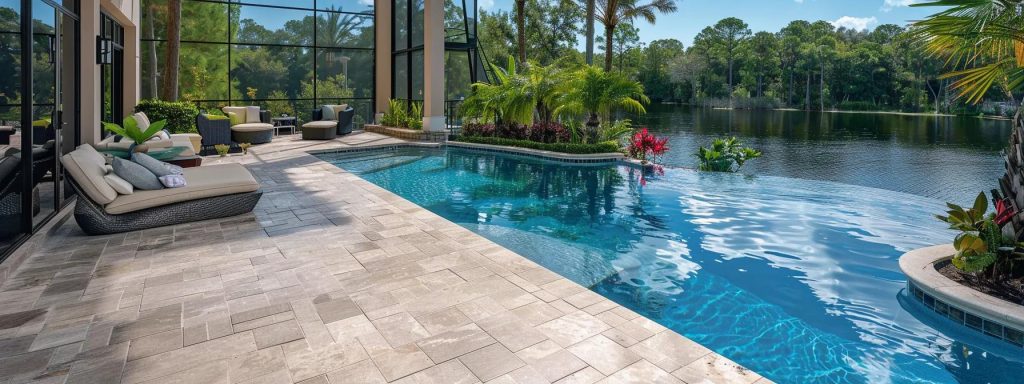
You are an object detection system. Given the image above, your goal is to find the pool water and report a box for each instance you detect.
[318,147,1024,384]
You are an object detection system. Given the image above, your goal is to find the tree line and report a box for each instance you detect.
[479,3,1019,115]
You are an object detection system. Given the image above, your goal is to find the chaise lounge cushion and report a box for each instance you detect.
[104,163,259,214]
[61,144,118,205]
[230,123,274,132]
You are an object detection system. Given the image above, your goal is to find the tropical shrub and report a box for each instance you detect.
[456,136,621,154]
[462,123,496,137]
[134,99,200,133]
[460,58,564,126]
[627,128,669,164]
[937,192,1023,279]
[527,122,571,143]
[407,101,423,130]
[381,99,409,128]
[553,66,649,143]
[695,137,762,172]
[101,116,168,145]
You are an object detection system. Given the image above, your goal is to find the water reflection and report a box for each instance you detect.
[637,105,1013,203]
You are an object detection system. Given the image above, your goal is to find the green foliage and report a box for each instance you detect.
[695,137,762,172]
[102,116,168,145]
[461,57,563,126]
[553,66,649,142]
[381,99,409,128]
[134,99,200,134]
[407,102,423,130]
[214,144,230,157]
[456,136,621,154]
[936,193,1015,274]
[265,90,296,119]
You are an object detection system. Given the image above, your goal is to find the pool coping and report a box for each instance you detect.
[899,244,1024,346]
[307,140,648,167]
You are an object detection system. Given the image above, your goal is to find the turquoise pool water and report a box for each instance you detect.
[317,147,1024,384]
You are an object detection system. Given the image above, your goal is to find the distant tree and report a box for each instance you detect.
[595,0,677,71]
[708,17,751,98]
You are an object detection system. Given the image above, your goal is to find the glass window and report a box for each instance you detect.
[180,42,230,100]
[315,12,373,48]
[411,0,423,47]
[139,40,164,99]
[234,5,313,45]
[394,0,408,50]
[140,0,167,40]
[393,52,408,100]
[411,50,423,101]
[445,51,471,100]
[318,0,374,14]
[231,44,311,102]
[181,1,230,42]
[0,0,19,33]
[317,49,372,99]
[232,0,315,8]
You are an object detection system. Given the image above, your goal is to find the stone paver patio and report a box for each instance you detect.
[0,132,770,383]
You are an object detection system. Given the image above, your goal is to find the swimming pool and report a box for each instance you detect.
[317,146,1024,383]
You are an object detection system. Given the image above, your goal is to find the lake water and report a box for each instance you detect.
[636,105,1013,204]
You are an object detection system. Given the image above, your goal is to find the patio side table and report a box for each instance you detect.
[272,117,297,136]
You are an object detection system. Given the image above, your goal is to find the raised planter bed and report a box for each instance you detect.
[364,124,446,142]
[900,244,1024,347]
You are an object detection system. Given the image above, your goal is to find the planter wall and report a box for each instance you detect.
[364,124,447,142]
[900,244,1024,347]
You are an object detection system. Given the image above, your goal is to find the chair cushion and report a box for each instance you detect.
[60,144,118,205]
[226,111,242,126]
[333,104,349,116]
[302,121,337,129]
[246,106,261,123]
[230,123,274,132]
[222,107,248,125]
[321,105,339,120]
[133,112,151,130]
[132,152,183,177]
[104,173,134,195]
[112,157,164,190]
[105,163,260,214]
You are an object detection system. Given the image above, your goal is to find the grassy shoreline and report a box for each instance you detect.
[695,104,1012,120]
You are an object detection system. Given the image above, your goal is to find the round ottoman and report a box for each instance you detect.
[230,123,274,144]
[302,121,338,140]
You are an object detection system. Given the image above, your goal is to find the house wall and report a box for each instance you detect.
[80,0,140,145]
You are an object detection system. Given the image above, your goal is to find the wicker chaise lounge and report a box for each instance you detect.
[61,144,262,235]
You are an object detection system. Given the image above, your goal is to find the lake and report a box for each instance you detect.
[636,105,1013,204]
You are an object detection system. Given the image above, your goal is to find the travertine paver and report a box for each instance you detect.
[0,133,773,383]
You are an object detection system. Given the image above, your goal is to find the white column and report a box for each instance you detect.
[121,0,141,117]
[421,0,445,131]
[374,0,391,116]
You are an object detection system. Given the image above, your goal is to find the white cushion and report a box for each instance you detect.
[302,121,337,129]
[133,112,152,130]
[60,144,118,205]
[245,106,261,123]
[222,106,248,124]
[105,163,260,214]
[104,173,134,195]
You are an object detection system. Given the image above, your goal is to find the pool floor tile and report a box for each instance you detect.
[0,133,765,383]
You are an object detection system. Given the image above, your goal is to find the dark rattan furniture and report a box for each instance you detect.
[196,114,234,151]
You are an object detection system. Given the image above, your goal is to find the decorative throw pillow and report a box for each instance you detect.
[158,174,187,188]
[207,114,229,121]
[133,112,151,130]
[226,111,242,126]
[104,173,134,195]
[335,104,349,114]
[321,105,339,121]
[112,157,163,190]
[245,106,261,123]
[131,152,183,177]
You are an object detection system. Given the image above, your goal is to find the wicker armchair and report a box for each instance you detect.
[337,108,355,135]
[196,113,234,152]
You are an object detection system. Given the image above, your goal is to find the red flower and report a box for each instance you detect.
[627,128,669,163]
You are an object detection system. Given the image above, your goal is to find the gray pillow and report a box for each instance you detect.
[321,105,338,121]
[131,152,182,177]
[112,157,163,190]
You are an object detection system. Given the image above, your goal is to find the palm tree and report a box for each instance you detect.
[596,0,676,71]
[553,66,649,142]
[461,59,565,125]
[585,0,596,65]
[515,0,526,64]
[911,0,1023,123]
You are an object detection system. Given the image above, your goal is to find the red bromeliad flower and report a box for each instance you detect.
[628,128,669,164]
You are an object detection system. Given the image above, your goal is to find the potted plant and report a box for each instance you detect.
[239,142,251,155]
[214,144,230,157]
[101,117,169,154]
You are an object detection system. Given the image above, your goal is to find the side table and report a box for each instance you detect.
[272,117,297,136]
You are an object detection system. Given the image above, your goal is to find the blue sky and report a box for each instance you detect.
[480,0,941,47]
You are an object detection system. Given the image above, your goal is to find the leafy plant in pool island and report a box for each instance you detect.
[695,137,762,172]
[937,192,1024,280]
[627,128,668,164]
[101,116,169,153]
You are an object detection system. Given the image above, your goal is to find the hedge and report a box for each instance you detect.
[134,99,200,134]
[455,136,622,154]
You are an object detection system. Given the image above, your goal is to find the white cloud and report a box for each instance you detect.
[882,0,922,11]
[830,16,878,31]
[478,0,495,10]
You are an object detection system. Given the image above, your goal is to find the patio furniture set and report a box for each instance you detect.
[195,104,356,152]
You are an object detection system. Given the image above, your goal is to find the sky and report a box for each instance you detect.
[479,0,942,47]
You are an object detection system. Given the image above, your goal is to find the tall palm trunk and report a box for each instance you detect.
[160,0,181,101]
[604,24,615,71]
[515,0,526,64]
[804,71,810,110]
[585,0,595,65]
[586,112,600,143]
[819,60,824,111]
